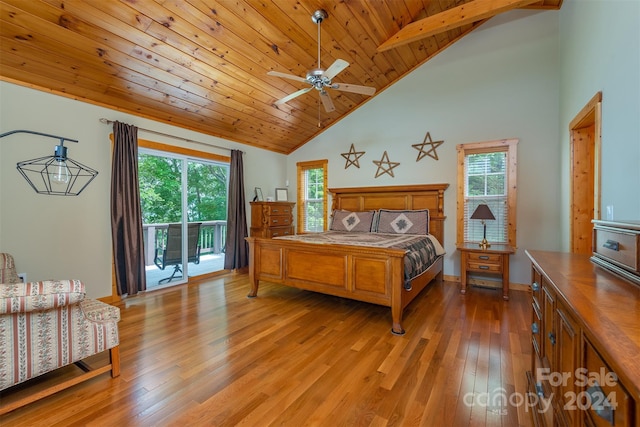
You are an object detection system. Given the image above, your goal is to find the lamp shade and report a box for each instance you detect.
[1,129,98,196]
[17,149,98,196]
[470,204,495,220]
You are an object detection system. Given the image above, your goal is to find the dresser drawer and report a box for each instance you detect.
[267,216,291,227]
[267,226,294,238]
[531,265,543,311]
[593,227,639,273]
[531,302,542,359]
[583,337,634,427]
[265,204,292,216]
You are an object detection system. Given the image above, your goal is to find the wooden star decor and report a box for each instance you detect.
[413,132,444,161]
[341,143,365,169]
[373,151,400,178]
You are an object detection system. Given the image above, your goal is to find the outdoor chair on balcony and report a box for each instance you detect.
[154,222,202,284]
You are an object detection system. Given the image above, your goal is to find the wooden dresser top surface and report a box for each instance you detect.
[526,250,640,398]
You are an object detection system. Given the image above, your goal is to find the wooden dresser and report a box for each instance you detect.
[525,248,640,427]
[249,201,295,238]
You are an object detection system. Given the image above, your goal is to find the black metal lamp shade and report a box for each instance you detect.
[1,130,98,196]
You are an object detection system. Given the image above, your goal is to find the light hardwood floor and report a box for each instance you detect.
[1,273,534,426]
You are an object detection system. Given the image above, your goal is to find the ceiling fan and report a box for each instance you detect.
[268,9,376,113]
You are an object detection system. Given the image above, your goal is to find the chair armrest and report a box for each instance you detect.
[0,280,85,314]
[80,299,120,323]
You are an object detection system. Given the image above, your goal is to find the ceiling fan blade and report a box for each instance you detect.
[267,70,308,84]
[324,59,349,80]
[319,90,335,112]
[275,87,313,105]
[330,82,376,96]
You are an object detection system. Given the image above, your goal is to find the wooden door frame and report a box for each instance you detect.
[569,92,602,254]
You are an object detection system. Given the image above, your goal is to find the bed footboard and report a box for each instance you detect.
[246,236,442,334]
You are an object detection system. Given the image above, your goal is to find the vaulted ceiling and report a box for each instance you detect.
[0,0,562,154]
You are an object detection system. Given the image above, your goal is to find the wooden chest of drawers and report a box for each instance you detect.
[250,201,295,238]
[591,220,640,286]
[526,250,640,427]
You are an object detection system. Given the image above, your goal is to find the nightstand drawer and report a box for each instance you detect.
[467,252,502,264]
[467,262,502,273]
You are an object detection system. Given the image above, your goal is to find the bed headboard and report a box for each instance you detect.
[328,184,449,244]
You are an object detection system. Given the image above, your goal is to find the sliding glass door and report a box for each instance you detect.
[139,148,229,288]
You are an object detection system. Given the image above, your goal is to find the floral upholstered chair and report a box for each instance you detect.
[0,253,121,414]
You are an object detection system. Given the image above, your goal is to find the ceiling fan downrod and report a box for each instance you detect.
[312,10,328,70]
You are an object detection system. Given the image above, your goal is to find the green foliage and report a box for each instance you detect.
[467,152,506,196]
[304,168,324,231]
[138,153,228,224]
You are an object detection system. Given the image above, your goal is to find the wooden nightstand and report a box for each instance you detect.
[457,243,515,300]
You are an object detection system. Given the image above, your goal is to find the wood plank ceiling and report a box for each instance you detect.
[0,0,562,154]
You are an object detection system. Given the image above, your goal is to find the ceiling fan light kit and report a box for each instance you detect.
[268,10,376,113]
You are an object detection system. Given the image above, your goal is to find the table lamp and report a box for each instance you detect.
[471,204,495,249]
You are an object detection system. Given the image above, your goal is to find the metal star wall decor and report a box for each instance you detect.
[341,143,365,169]
[413,132,444,161]
[373,151,400,178]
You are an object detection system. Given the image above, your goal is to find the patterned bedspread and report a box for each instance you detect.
[274,231,445,289]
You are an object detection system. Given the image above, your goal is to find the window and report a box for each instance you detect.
[456,139,517,247]
[297,159,328,233]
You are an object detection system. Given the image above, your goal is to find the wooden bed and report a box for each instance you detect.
[246,184,449,335]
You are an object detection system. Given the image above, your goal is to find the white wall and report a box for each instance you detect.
[558,0,640,250]
[0,82,287,299]
[288,10,562,285]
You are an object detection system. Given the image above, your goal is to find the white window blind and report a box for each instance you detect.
[464,152,508,243]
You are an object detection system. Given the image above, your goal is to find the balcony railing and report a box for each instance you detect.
[142,220,227,266]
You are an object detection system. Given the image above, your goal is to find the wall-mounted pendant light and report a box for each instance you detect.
[0,130,98,196]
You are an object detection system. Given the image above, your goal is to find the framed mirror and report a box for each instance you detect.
[275,188,288,201]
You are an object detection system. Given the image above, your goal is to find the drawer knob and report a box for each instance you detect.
[479,265,489,270]
[479,255,490,260]
[586,381,615,424]
[548,332,556,346]
[531,282,540,292]
[602,240,619,251]
[531,322,539,334]
[535,382,544,398]
[273,219,278,223]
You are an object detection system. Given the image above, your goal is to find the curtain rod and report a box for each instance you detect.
[99,118,243,153]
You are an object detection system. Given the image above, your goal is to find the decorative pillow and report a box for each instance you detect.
[375,209,430,235]
[330,210,375,232]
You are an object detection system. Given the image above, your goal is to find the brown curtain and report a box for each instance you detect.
[223,149,249,270]
[110,121,146,295]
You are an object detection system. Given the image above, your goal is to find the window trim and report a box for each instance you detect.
[138,139,231,163]
[296,159,328,233]
[456,139,518,247]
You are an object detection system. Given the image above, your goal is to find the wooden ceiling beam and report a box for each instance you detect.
[377,0,542,52]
